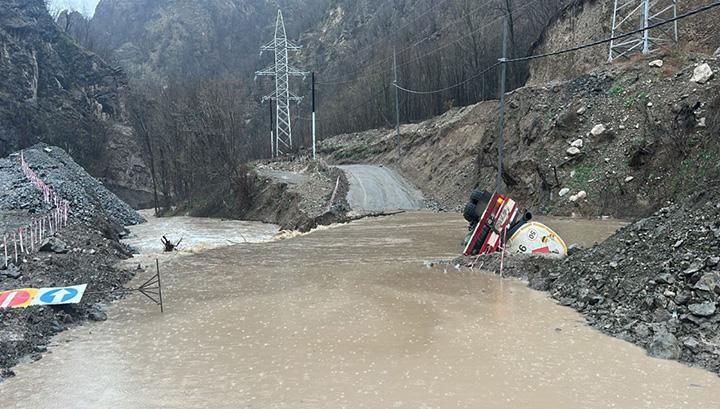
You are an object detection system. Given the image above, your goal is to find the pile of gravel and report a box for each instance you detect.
[0,144,144,228]
[455,188,720,373]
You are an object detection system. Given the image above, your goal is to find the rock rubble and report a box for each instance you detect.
[0,144,144,229]
[454,188,720,373]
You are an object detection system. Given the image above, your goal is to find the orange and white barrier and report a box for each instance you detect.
[2,152,72,267]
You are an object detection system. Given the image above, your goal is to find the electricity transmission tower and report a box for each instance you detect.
[256,10,308,157]
[609,0,679,61]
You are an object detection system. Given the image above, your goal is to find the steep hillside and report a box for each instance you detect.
[0,0,153,207]
[528,0,720,85]
[322,54,719,218]
[86,0,563,141]
[89,0,330,82]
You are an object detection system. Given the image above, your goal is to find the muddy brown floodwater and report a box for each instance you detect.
[2,213,719,409]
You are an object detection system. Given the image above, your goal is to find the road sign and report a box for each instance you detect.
[32,284,87,306]
[0,288,38,309]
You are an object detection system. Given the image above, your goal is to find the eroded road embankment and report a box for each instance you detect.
[338,164,424,212]
[2,213,719,409]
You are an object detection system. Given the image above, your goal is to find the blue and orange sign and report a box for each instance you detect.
[0,285,87,309]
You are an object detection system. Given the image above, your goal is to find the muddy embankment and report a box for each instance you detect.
[0,145,144,381]
[321,54,719,219]
[245,161,351,232]
[452,188,720,374]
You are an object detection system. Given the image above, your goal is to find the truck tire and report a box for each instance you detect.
[463,202,479,224]
[470,189,490,205]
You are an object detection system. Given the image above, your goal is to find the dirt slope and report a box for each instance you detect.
[528,0,720,85]
[322,54,719,218]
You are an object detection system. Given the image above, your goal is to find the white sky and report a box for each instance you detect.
[48,0,101,16]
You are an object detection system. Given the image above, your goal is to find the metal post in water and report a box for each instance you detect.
[156,259,164,314]
[312,71,317,160]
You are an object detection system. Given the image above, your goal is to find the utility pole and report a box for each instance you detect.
[496,14,508,194]
[311,71,316,160]
[269,100,275,158]
[256,10,308,156]
[642,0,651,54]
[608,0,679,62]
[393,46,401,159]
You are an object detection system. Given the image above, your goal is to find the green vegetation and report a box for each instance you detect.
[671,150,720,192]
[570,163,597,189]
[623,91,649,108]
[608,85,625,96]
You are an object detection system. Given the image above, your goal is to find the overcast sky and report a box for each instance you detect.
[48,0,101,16]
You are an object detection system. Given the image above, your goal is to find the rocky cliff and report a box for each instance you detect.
[89,0,329,83]
[0,0,153,207]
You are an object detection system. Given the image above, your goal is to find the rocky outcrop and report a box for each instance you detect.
[0,0,152,206]
[90,0,275,82]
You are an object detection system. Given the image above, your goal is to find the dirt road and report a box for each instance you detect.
[2,213,719,409]
[338,165,424,212]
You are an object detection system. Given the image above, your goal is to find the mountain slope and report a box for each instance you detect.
[87,0,564,138]
[0,0,152,206]
[322,55,719,218]
[528,0,720,85]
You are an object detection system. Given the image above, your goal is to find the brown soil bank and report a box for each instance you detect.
[454,187,720,374]
[321,54,719,219]
[176,160,350,232]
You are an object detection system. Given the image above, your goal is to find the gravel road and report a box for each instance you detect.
[337,165,424,212]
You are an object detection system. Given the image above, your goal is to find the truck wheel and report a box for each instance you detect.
[463,202,479,224]
[470,189,490,205]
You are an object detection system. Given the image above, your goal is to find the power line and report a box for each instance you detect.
[506,1,720,63]
[322,0,454,59]
[394,63,500,95]
[393,0,720,95]
[317,0,534,86]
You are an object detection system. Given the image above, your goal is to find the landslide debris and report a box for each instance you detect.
[0,221,136,381]
[455,187,720,373]
[0,146,144,381]
[0,144,145,229]
[322,55,720,220]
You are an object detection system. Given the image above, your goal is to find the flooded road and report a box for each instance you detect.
[124,209,280,255]
[2,213,719,409]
